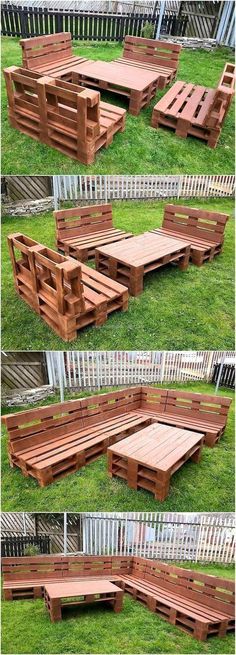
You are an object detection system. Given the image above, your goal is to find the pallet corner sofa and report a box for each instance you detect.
[7,232,129,341]
[2,385,231,487]
[151,61,235,148]
[2,554,234,641]
[54,202,133,261]
[151,203,229,265]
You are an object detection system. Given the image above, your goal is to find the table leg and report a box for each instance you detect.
[155,472,170,501]
[127,458,138,490]
[129,267,144,296]
[178,247,190,271]
[50,598,62,622]
[113,590,124,613]
[129,90,142,116]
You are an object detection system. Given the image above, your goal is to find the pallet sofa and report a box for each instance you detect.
[55,203,133,261]
[151,62,235,148]
[2,386,231,487]
[8,233,129,341]
[4,67,126,164]
[114,35,182,88]
[20,32,88,79]
[151,203,229,266]
[2,555,234,641]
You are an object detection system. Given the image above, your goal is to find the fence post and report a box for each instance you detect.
[63,512,67,556]
[215,354,226,394]
[206,351,214,381]
[155,0,166,39]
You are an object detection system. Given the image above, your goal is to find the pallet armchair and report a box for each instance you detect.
[151,62,235,148]
[8,233,129,341]
[2,555,234,642]
[55,203,133,261]
[151,203,229,266]
[2,386,231,487]
[4,67,126,164]
[20,32,87,79]
[114,35,182,88]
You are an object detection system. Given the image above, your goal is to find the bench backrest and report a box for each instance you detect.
[204,62,235,129]
[162,204,229,244]
[8,232,85,321]
[141,559,235,617]
[54,204,113,243]
[4,67,101,160]
[2,555,131,582]
[20,32,73,71]
[140,386,168,413]
[165,389,232,427]
[122,35,181,72]
[2,387,142,455]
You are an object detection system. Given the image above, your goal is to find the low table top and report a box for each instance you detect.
[108,423,203,472]
[96,232,189,267]
[44,580,120,599]
[71,60,160,90]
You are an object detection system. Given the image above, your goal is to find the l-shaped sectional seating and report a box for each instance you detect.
[2,555,234,641]
[2,386,231,487]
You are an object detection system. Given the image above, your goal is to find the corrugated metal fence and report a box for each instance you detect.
[46,350,235,390]
[83,512,235,563]
[53,175,235,207]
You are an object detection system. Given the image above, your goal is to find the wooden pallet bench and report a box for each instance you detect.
[4,67,126,164]
[20,32,88,80]
[7,233,129,341]
[2,386,151,486]
[151,62,235,148]
[108,423,204,501]
[150,203,229,266]
[95,232,190,296]
[55,203,133,262]
[44,580,124,621]
[71,60,160,115]
[2,555,130,600]
[139,386,231,447]
[114,36,182,89]
[2,556,234,642]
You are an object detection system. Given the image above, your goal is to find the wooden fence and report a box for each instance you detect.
[178,1,220,38]
[1,351,47,390]
[53,175,235,207]
[212,363,235,390]
[1,4,187,40]
[45,350,235,390]
[1,535,50,557]
[82,513,236,563]
[1,513,83,554]
[4,176,52,202]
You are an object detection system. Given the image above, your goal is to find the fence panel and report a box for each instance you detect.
[1,4,187,40]
[82,512,235,563]
[46,350,235,390]
[212,363,235,389]
[1,535,50,557]
[5,176,52,202]
[1,351,47,390]
[53,175,235,206]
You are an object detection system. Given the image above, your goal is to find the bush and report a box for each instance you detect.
[23,545,41,556]
[141,21,154,39]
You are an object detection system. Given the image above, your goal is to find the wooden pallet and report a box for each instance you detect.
[55,203,133,261]
[8,233,129,341]
[4,67,126,164]
[95,232,190,296]
[71,60,160,115]
[20,32,87,80]
[114,35,182,89]
[151,63,235,148]
[44,580,123,621]
[108,423,204,501]
[150,203,229,266]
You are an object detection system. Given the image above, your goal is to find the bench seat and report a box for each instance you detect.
[59,228,133,261]
[12,412,151,486]
[115,35,181,90]
[137,409,224,447]
[151,227,223,265]
[3,575,122,600]
[119,575,234,639]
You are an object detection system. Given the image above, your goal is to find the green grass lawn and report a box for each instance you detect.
[1,198,235,350]
[1,37,235,174]
[1,381,234,513]
[1,561,234,654]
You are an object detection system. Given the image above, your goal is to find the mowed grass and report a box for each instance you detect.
[1,382,234,512]
[2,198,235,350]
[1,37,235,174]
[1,561,235,654]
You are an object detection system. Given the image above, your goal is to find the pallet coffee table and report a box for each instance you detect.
[95,232,190,296]
[44,580,124,621]
[108,423,204,501]
[71,60,160,115]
